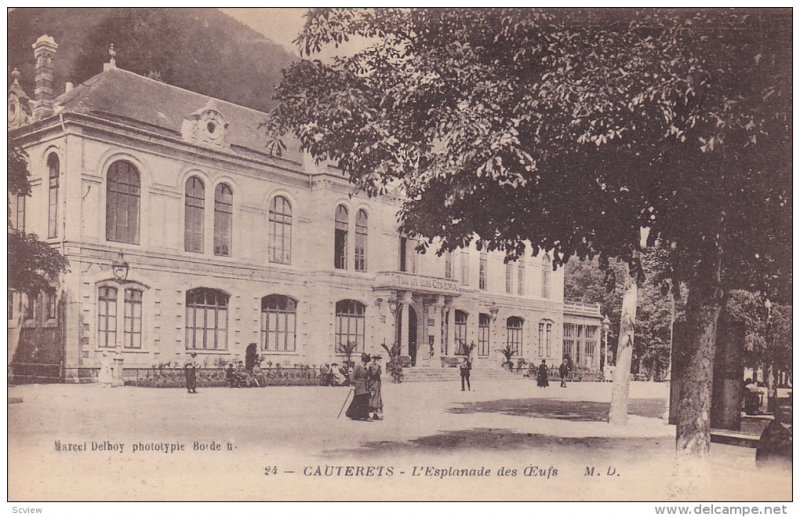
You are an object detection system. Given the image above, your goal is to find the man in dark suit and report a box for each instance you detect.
[459,356,472,391]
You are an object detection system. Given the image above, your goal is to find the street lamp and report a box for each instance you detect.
[387,295,399,316]
[111,252,129,282]
[602,314,611,370]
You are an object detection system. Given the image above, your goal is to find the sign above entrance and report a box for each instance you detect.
[374,271,461,296]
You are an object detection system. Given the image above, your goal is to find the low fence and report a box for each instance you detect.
[123,366,322,388]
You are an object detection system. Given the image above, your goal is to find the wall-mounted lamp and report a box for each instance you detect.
[387,295,399,316]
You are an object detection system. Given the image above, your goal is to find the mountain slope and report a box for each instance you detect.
[8,8,296,112]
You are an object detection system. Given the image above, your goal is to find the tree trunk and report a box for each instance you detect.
[711,307,744,431]
[608,266,638,425]
[675,256,724,457]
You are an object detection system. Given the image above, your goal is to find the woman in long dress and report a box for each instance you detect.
[345,353,372,421]
[368,355,383,420]
[537,359,550,388]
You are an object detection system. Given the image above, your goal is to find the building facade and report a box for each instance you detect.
[8,36,602,376]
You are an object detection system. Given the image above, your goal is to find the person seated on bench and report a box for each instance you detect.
[225,363,237,388]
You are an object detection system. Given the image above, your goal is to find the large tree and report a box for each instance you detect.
[267,8,791,455]
[8,143,69,296]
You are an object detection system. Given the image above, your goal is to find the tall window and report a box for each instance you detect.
[261,295,297,352]
[335,300,365,353]
[98,286,118,347]
[479,252,488,290]
[399,236,417,273]
[355,209,368,272]
[575,324,584,364]
[505,262,514,294]
[13,194,25,231]
[478,313,491,356]
[455,310,468,355]
[541,255,551,298]
[585,326,597,367]
[563,323,576,362]
[444,252,454,279]
[334,205,348,269]
[269,196,292,264]
[185,288,228,350]
[539,320,553,357]
[507,317,523,356]
[106,160,140,244]
[184,176,205,253]
[47,153,59,238]
[214,183,233,256]
[45,290,57,321]
[124,289,142,349]
[518,261,526,296]
[460,252,469,286]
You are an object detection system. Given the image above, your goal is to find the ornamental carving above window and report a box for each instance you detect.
[181,100,230,149]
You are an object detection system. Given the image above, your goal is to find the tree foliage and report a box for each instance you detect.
[7,145,69,295]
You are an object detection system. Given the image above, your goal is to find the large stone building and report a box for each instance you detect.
[8,36,603,378]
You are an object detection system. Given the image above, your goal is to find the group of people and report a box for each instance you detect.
[345,353,384,421]
[225,361,260,388]
[320,363,351,387]
[530,359,571,388]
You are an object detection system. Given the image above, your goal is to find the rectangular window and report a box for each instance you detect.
[479,253,487,290]
[45,290,57,321]
[14,194,26,232]
[124,289,142,349]
[48,175,59,238]
[460,252,469,286]
[507,320,523,356]
[399,237,407,272]
[575,324,584,364]
[334,226,348,269]
[478,313,490,357]
[506,262,513,294]
[185,197,204,253]
[518,262,526,296]
[354,226,367,272]
[546,322,552,356]
[444,252,453,279]
[538,322,544,357]
[98,286,117,347]
[186,289,228,350]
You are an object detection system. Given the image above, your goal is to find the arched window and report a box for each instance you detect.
[124,288,143,349]
[354,209,368,272]
[185,288,228,350]
[98,286,118,347]
[538,320,553,357]
[269,196,292,264]
[335,299,364,353]
[261,295,297,352]
[334,205,349,269]
[47,153,59,238]
[455,310,468,355]
[478,313,491,356]
[541,255,551,299]
[106,161,140,244]
[184,176,205,253]
[507,316,524,356]
[214,183,233,256]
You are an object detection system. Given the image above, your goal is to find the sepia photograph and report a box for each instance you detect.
[5,4,793,510]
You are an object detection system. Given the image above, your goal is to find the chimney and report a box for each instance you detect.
[32,35,58,120]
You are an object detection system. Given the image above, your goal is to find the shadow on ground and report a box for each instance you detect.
[447,397,665,421]
[323,428,668,459]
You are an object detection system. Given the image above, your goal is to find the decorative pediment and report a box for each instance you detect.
[8,68,31,129]
[180,99,230,149]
